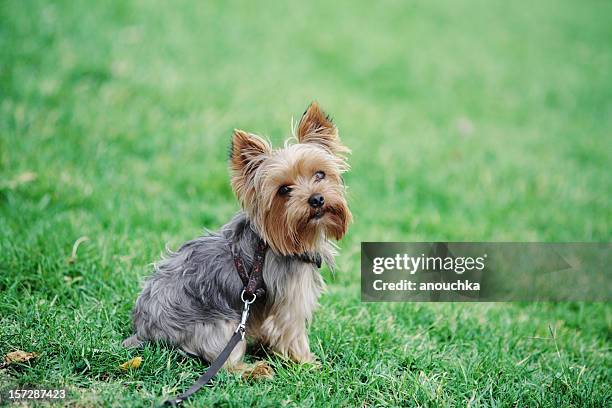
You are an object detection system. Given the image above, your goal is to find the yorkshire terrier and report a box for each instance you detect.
[123,103,351,375]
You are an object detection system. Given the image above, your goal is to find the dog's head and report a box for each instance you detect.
[229,102,352,256]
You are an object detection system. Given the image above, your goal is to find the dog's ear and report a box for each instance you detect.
[230,129,270,201]
[297,102,349,158]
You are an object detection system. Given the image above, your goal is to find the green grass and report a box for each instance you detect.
[1,0,611,406]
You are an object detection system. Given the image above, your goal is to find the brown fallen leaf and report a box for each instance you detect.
[3,350,38,365]
[119,356,142,371]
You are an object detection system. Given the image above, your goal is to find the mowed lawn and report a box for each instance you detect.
[1,0,611,406]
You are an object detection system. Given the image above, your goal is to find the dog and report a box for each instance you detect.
[123,102,351,375]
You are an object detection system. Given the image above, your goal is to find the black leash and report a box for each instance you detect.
[162,240,268,406]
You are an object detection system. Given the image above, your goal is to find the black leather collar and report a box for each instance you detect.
[297,252,322,268]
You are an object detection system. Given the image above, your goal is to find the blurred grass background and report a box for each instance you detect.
[1,0,610,406]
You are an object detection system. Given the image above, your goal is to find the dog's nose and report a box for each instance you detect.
[308,193,324,208]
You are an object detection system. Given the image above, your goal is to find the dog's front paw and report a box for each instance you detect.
[241,360,274,381]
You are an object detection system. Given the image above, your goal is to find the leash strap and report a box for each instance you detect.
[162,239,268,406]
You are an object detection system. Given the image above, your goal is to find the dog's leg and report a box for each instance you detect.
[258,287,319,363]
[260,314,316,363]
[288,330,316,364]
[259,263,323,363]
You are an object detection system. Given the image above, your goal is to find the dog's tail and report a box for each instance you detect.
[122,334,145,348]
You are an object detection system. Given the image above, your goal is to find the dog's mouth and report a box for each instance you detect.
[310,208,325,220]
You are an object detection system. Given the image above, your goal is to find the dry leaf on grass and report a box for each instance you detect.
[119,356,142,371]
[3,350,38,366]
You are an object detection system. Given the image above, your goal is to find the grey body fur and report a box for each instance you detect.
[124,212,335,364]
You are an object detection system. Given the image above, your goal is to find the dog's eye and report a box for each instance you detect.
[278,185,292,196]
[314,171,325,181]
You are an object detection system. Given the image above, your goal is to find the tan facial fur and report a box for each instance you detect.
[230,102,352,256]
